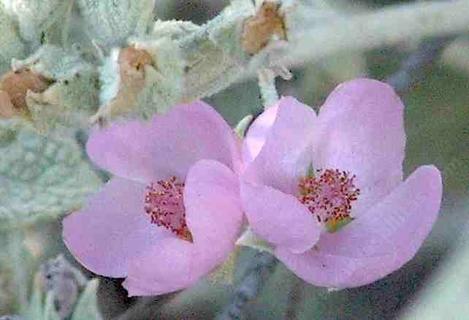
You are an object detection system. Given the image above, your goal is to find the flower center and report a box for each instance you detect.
[298,168,360,233]
[144,176,193,242]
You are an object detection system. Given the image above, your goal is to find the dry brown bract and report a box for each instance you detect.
[0,69,51,119]
[242,1,287,55]
[91,46,154,125]
[118,46,154,80]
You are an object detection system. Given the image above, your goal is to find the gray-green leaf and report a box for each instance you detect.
[1,0,74,49]
[0,2,26,73]
[77,0,156,48]
[0,120,102,228]
[71,280,102,320]
[43,293,60,320]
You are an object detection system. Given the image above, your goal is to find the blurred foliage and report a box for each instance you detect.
[0,121,102,228]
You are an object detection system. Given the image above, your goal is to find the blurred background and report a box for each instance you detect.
[1,0,469,319]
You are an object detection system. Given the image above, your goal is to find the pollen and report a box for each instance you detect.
[298,169,360,233]
[144,176,193,242]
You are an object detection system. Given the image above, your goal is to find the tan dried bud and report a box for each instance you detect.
[241,1,287,55]
[91,46,154,125]
[118,46,154,80]
[0,69,51,119]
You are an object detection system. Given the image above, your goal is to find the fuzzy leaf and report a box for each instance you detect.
[25,276,44,320]
[1,0,74,49]
[43,293,60,320]
[0,120,102,228]
[77,0,156,48]
[70,280,102,320]
[0,2,26,73]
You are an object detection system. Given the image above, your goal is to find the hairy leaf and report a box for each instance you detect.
[77,0,156,48]
[0,120,102,227]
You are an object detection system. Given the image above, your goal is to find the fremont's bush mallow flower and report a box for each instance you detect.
[241,78,442,288]
[63,102,243,296]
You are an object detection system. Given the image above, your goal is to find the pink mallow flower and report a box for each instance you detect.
[63,102,244,296]
[241,78,442,289]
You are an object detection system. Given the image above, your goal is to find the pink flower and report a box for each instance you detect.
[63,102,244,296]
[241,78,442,288]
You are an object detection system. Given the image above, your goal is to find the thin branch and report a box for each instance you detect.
[216,251,277,320]
[385,36,455,93]
[284,277,304,320]
[281,0,469,68]
[398,222,469,320]
[258,68,279,109]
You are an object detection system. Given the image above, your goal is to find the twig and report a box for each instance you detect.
[284,277,304,320]
[258,68,279,109]
[281,0,469,68]
[113,295,177,320]
[216,251,277,320]
[398,221,469,320]
[386,36,455,93]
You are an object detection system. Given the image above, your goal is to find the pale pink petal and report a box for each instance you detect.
[63,178,171,278]
[243,97,317,194]
[276,165,442,288]
[313,79,406,214]
[123,238,195,296]
[87,101,241,183]
[123,160,244,296]
[123,235,232,296]
[275,248,396,289]
[242,105,278,164]
[241,181,321,254]
[184,160,243,247]
[86,121,156,183]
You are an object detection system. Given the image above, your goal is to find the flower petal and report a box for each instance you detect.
[123,160,244,296]
[86,120,156,183]
[242,105,278,164]
[123,236,229,296]
[241,181,321,254]
[313,78,406,213]
[63,178,171,278]
[87,101,241,183]
[243,97,317,194]
[123,238,196,296]
[276,165,442,288]
[184,160,243,247]
[275,248,396,289]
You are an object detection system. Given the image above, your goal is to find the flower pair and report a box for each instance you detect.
[63,79,442,296]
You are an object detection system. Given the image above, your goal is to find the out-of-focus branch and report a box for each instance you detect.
[284,276,304,320]
[281,0,469,68]
[398,221,469,320]
[441,38,469,74]
[216,251,277,320]
[386,36,455,93]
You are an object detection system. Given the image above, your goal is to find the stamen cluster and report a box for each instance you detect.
[144,176,192,241]
[298,169,360,230]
